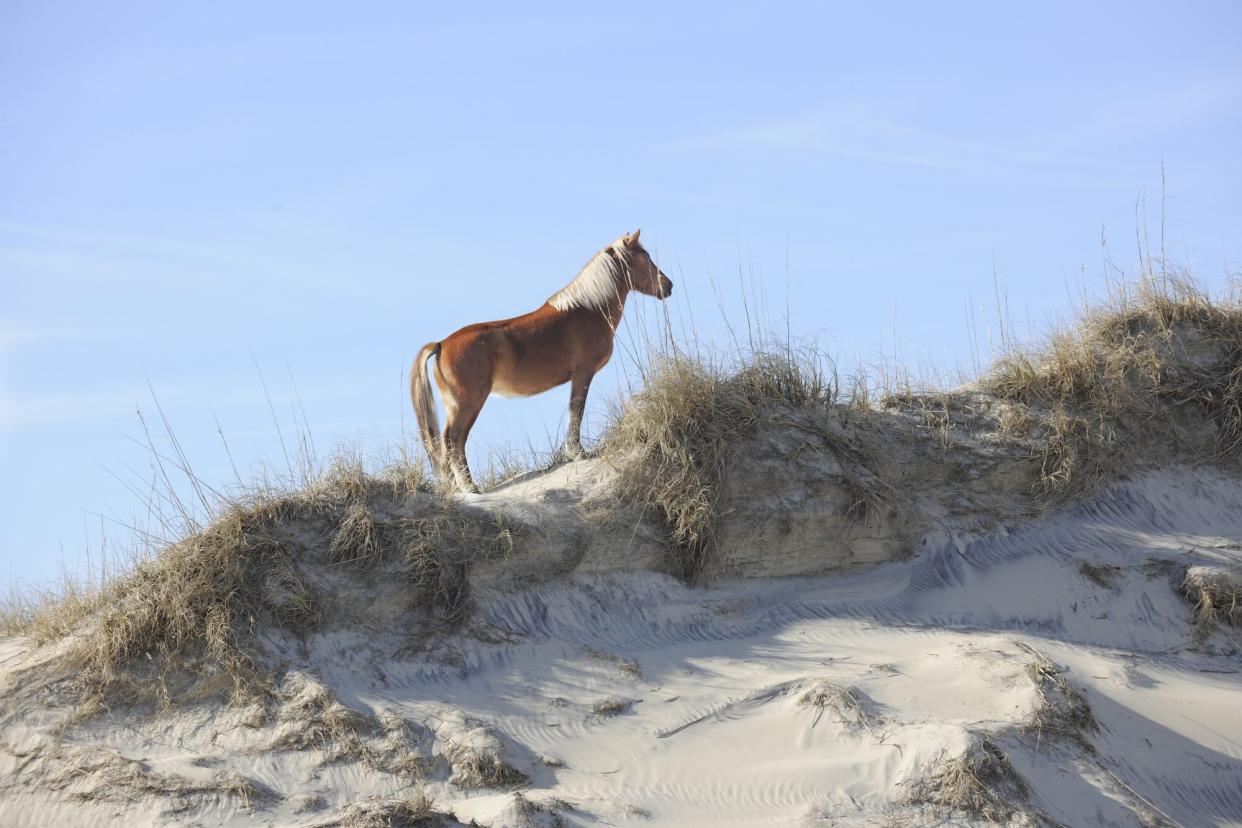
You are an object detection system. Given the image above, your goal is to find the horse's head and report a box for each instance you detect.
[613,229,673,300]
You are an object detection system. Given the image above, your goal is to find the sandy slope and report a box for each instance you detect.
[3,463,1241,827]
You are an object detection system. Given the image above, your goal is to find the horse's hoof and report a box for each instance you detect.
[559,446,587,463]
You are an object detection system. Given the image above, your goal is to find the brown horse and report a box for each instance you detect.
[411,229,673,491]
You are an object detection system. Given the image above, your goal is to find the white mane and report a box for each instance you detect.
[548,240,630,312]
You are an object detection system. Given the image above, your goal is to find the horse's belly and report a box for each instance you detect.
[492,375,566,398]
[491,383,527,398]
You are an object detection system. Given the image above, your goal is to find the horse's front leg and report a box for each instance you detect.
[563,369,594,460]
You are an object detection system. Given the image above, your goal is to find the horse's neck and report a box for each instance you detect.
[599,286,629,328]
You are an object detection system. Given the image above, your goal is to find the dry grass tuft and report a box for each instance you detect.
[590,698,635,717]
[26,743,273,809]
[261,562,322,630]
[442,715,529,790]
[1035,408,1112,497]
[329,502,385,567]
[393,508,517,625]
[996,401,1035,439]
[909,736,1030,823]
[985,273,1242,495]
[447,746,528,790]
[604,348,834,580]
[336,791,460,827]
[315,454,431,511]
[1183,565,1242,637]
[209,769,270,810]
[73,507,306,704]
[369,713,438,778]
[2,575,112,642]
[582,646,642,678]
[879,392,956,454]
[499,792,568,827]
[1023,655,1097,748]
[270,676,374,758]
[267,677,436,780]
[1079,561,1122,589]
[797,681,882,735]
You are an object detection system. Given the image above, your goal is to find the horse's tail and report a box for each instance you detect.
[411,342,443,471]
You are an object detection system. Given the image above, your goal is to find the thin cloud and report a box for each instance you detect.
[0,220,309,291]
[0,324,103,352]
[0,371,382,432]
[1026,72,1242,153]
[656,72,1242,184]
[0,386,150,430]
[658,111,1112,184]
[0,220,225,257]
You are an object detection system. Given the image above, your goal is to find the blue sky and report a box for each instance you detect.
[3,1,1241,588]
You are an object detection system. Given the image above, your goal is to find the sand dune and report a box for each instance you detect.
[4,282,1242,826]
[3,461,1240,826]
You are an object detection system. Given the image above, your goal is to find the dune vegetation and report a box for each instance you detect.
[3,272,1241,714]
[1,270,1241,828]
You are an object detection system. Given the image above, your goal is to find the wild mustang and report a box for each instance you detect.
[411,229,673,492]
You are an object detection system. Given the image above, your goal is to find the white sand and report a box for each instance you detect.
[3,466,1241,826]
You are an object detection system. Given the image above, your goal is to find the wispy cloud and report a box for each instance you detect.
[0,386,150,430]
[656,110,1108,185]
[0,324,101,353]
[1028,72,1242,153]
[0,369,385,432]
[667,109,1040,160]
[0,220,226,257]
[656,73,1242,183]
[0,219,320,292]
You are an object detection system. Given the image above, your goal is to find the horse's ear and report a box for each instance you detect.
[626,228,641,245]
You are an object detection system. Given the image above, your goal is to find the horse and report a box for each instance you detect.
[411,229,673,492]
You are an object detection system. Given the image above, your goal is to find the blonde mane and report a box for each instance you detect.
[548,239,630,312]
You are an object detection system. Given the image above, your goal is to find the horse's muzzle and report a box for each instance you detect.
[659,274,673,298]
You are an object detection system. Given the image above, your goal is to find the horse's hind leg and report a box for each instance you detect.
[434,348,489,493]
[444,396,485,493]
